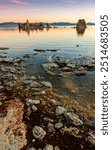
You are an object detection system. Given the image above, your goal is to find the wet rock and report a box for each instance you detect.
[65,112,83,125]
[42,63,58,70]
[43,144,53,150]
[23,54,31,58]
[55,106,66,116]
[67,63,76,69]
[55,122,63,129]
[78,67,85,71]
[32,126,46,140]
[75,70,87,76]
[41,81,52,88]
[62,67,71,72]
[0,47,9,50]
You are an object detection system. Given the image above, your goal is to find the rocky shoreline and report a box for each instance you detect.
[0,52,95,150]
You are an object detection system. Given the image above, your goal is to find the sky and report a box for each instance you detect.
[0,0,95,23]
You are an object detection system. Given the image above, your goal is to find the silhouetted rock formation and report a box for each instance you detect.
[76,19,87,35]
[18,20,46,31]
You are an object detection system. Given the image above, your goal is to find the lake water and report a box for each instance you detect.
[0,26,95,105]
[0,26,94,58]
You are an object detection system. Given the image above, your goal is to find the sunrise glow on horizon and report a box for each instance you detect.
[0,0,95,23]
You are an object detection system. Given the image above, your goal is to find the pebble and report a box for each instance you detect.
[55,122,63,129]
[25,98,40,106]
[41,81,52,88]
[55,106,66,116]
[54,146,60,150]
[47,123,55,133]
[32,126,46,140]
[65,112,83,125]
[43,144,53,150]
[31,105,38,112]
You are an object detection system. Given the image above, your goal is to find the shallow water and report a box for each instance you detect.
[0,26,95,105]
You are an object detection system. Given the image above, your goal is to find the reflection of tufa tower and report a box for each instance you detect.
[25,19,30,30]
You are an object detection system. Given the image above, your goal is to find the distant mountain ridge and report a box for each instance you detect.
[0,22,95,27]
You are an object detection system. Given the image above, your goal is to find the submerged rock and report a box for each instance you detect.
[0,47,9,50]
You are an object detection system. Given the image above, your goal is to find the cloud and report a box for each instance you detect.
[61,0,76,3]
[9,0,30,6]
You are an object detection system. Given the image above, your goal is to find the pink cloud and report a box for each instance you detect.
[9,0,30,6]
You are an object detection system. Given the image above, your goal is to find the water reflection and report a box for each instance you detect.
[0,26,95,58]
[76,27,86,35]
[18,26,87,36]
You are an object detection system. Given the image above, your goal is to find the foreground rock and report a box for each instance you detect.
[42,55,95,77]
[32,126,46,140]
[0,99,26,150]
[0,53,95,150]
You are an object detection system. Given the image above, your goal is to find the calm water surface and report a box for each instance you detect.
[0,26,95,105]
[0,26,94,58]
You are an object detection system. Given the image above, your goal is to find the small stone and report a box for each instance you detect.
[43,144,53,150]
[37,91,46,95]
[54,146,60,150]
[55,122,63,129]
[55,106,66,116]
[26,107,32,116]
[32,139,35,142]
[65,112,83,125]
[26,147,36,150]
[31,76,37,80]
[41,81,52,88]
[0,102,2,106]
[25,98,40,106]
[51,99,59,106]
[78,67,84,71]
[75,70,87,76]
[31,105,38,112]
[67,63,76,69]
[0,86,4,90]
[32,126,46,140]
[30,81,41,88]
[47,123,55,133]
[44,117,54,123]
